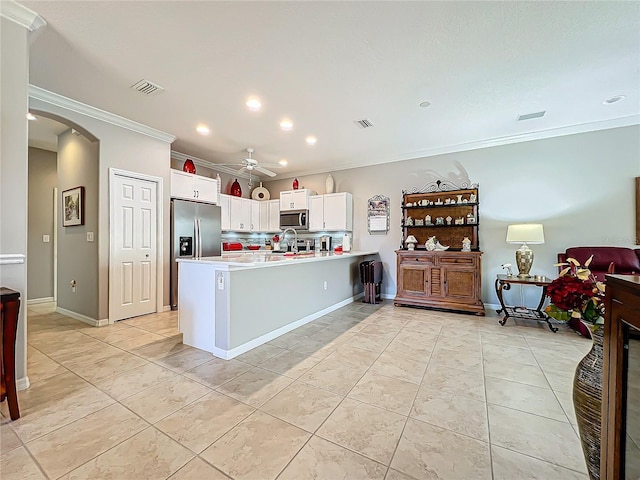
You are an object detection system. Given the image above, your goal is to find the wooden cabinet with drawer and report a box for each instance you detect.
[395,250,484,315]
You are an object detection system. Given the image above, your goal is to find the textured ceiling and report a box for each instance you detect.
[22,1,640,177]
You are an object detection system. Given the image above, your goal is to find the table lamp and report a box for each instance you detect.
[405,235,418,250]
[506,224,545,278]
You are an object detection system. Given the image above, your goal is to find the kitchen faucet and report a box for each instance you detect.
[281,228,298,253]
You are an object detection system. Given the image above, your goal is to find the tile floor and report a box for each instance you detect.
[1,301,591,479]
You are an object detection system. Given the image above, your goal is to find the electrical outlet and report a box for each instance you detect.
[43,234,50,243]
[87,232,94,242]
[323,281,328,290]
[217,275,224,290]
[70,279,76,293]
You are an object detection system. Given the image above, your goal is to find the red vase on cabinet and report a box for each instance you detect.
[230,179,242,197]
[183,159,196,174]
[292,178,299,190]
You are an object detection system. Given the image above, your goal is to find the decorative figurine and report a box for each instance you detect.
[406,216,414,226]
[462,237,471,252]
[466,213,476,224]
[501,263,514,277]
[425,236,437,251]
[435,216,444,225]
[455,217,464,225]
[469,193,477,203]
[445,216,453,225]
[425,215,432,225]
[435,198,443,205]
[457,194,463,203]
[415,219,424,226]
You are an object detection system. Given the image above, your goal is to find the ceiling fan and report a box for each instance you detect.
[216,148,283,187]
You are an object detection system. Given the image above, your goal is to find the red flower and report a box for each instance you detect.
[546,275,595,311]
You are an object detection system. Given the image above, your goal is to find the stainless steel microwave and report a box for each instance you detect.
[279,210,308,230]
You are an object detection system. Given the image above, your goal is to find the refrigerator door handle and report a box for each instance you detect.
[194,218,199,258]
[197,218,203,257]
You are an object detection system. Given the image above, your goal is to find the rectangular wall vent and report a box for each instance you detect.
[518,111,546,121]
[354,118,374,129]
[130,79,165,95]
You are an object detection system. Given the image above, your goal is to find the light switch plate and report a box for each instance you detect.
[87,232,94,242]
[43,234,50,243]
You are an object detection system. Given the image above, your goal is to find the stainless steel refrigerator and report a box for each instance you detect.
[171,199,222,310]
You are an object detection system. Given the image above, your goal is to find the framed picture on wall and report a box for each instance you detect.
[62,186,85,227]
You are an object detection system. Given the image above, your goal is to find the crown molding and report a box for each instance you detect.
[29,85,176,143]
[1,1,46,31]
[171,150,257,181]
[277,114,640,180]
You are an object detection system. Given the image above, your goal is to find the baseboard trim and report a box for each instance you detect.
[163,305,172,312]
[209,294,361,360]
[484,303,500,312]
[27,297,54,305]
[381,293,395,300]
[17,376,30,391]
[55,307,109,327]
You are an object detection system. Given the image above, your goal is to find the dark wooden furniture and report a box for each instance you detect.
[401,185,480,251]
[1,287,21,420]
[495,274,557,332]
[601,274,640,480]
[394,250,484,315]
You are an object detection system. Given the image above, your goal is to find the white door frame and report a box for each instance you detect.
[108,168,164,323]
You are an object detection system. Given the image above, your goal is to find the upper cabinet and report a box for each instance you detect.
[279,189,315,211]
[259,200,280,232]
[170,170,219,205]
[309,192,353,232]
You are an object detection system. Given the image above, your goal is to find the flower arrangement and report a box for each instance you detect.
[545,256,605,328]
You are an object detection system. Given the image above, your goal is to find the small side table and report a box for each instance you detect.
[1,287,21,419]
[495,274,557,332]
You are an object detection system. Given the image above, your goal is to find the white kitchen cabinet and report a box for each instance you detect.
[219,194,230,230]
[308,192,353,232]
[249,199,260,232]
[259,202,269,232]
[268,200,280,231]
[279,189,315,211]
[228,197,260,232]
[170,169,219,204]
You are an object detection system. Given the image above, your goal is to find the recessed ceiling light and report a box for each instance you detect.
[26,112,36,120]
[196,124,210,135]
[246,98,262,111]
[280,119,293,131]
[419,101,431,108]
[603,95,626,105]
[278,159,288,166]
[305,136,317,145]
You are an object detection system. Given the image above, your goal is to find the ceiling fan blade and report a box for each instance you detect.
[236,166,248,174]
[254,166,277,177]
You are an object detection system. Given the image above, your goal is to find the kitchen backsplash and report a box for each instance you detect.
[221,232,346,249]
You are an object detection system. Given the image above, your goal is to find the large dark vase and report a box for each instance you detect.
[573,323,603,480]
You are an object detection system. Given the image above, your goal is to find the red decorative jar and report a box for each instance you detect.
[293,178,299,190]
[230,179,242,197]
[183,159,196,174]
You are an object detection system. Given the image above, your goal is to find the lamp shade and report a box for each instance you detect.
[405,235,418,244]
[506,224,545,244]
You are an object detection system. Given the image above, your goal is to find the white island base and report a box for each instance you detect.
[177,251,378,359]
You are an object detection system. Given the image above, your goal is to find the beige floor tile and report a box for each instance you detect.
[201,410,310,480]
[289,337,340,358]
[80,324,139,343]
[349,372,419,416]
[410,386,489,442]
[278,435,387,480]
[485,376,567,422]
[61,427,193,479]
[369,351,428,385]
[266,331,307,349]
[183,357,252,388]
[480,331,528,348]
[12,386,115,443]
[50,341,123,365]
[216,367,293,407]
[155,391,254,453]
[17,370,89,411]
[1,423,22,452]
[327,343,381,369]
[555,390,578,425]
[429,347,483,373]
[422,363,486,401]
[348,333,393,353]
[492,445,588,480]
[261,381,342,432]
[26,349,68,383]
[259,349,321,379]
[316,397,406,465]
[400,319,443,334]
[0,446,47,480]
[360,323,403,336]
[63,350,149,383]
[391,418,491,480]
[385,468,420,480]
[120,376,211,423]
[94,362,178,400]
[484,358,549,387]
[130,336,190,360]
[27,403,148,479]
[168,457,231,479]
[434,334,482,352]
[235,344,286,365]
[110,331,168,351]
[154,347,214,373]
[483,344,538,366]
[488,404,587,473]
[544,370,576,394]
[298,357,367,395]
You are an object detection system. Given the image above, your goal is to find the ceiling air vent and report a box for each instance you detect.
[354,118,374,129]
[130,79,164,95]
[518,111,546,121]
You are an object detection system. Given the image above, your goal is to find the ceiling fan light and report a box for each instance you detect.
[279,119,293,131]
[305,136,317,145]
[196,124,210,135]
[246,98,262,111]
[278,159,288,166]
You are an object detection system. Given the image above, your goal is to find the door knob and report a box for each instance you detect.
[145,254,149,257]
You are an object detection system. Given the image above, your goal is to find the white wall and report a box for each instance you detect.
[30,97,173,319]
[266,125,640,308]
[1,17,30,384]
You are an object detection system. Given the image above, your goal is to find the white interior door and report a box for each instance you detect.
[111,174,157,321]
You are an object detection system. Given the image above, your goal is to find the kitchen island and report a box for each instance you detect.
[177,250,378,359]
